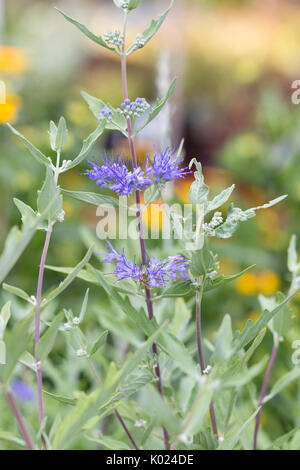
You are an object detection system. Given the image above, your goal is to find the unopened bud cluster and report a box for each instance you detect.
[104,30,124,47]
[203,212,223,237]
[134,33,145,49]
[98,106,113,123]
[120,0,129,9]
[116,97,150,120]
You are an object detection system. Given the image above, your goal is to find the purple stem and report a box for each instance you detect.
[253,340,279,450]
[114,409,139,450]
[6,390,35,450]
[196,286,219,438]
[34,226,52,450]
[120,16,170,451]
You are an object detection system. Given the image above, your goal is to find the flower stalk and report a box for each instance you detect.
[120,10,170,450]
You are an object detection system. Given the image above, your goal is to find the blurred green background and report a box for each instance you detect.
[1,0,300,447]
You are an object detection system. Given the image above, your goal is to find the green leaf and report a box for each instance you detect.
[232,291,298,353]
[88,434,130,450]
[0,312,34,383]
[0,341,6,364]
[128,0,142,10]
[79,289,89,323]
[266,425,300,450]
[206,185,235,214]
[217,408,259,450]
[49,121,57,151]
[215,195,287,240]
[55,117,68,152]
[13,199,36,224]
[44,246,94,305]
[0,301,11,339]
[135,78,177,134]
[56,8,118,53]
[66,121,106,171]
[157,280,192,299]
[36,312,64,361]
[53,322,166,449]
[188,158,209,206]
[37,167,62,221]
[43,390,77,406]
[0,431,26,448]
[272,292,294,338]
[7,123,50,166]
[89,331,108,356]
[190,244,216,277]
[267,366,300,401]
[0,195,59,284]
[205,264,256,292]
[288,234,298,273]
[128,1,174,54]
[61,189,120,208]
[2,284,31,303]
[214,314,232,362]
[81,91,127,134]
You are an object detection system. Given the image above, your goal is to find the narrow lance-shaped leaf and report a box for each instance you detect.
[61,189,120,209]
[135,77,177,134]
[55,8,118,53]
[2,284,31,303]
[81,92,127,134]
[288,234,298,273]
[55,117,68,152]
[127,0,174,54]
[0,192,60,284]
[36,312,64,362]
[44,245,94,305]
[88,331,108,357]
[7,123,50,167]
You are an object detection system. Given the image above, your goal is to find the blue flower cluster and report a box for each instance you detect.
[84,154,151,196]
[101,242,189,288]
[116,98,150,120]
[84,148,188,197]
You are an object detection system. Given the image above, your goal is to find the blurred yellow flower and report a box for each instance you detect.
[141,195,163,233]
[258,270,281,296]
[236,270,280,296]
[174,178,192,204]
[0,93,22,123]
[0,46,27,75]
[236,272,258,295]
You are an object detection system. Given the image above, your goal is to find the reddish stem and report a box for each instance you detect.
[120,18,170,450]
[6,391,35,450]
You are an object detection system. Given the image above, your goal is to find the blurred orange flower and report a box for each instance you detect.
[0,46,27,75]
[0,93,22,123]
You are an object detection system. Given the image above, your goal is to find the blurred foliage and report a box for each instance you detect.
[0,0,300,450]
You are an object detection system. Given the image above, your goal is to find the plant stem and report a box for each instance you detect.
[5,390,35,450]
[253,338,279,450]
[120,11,170,450]
[34,226,52,450]
[195,280,219,438]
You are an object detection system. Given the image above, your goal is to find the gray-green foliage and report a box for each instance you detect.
[1,0,300,452]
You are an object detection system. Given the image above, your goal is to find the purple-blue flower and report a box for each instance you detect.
[151,147,189,184]
[83,154,151,197]
[101,242,188,288]
[101,241,143,281]
[147,256,189,288]
[12,380,35,403]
